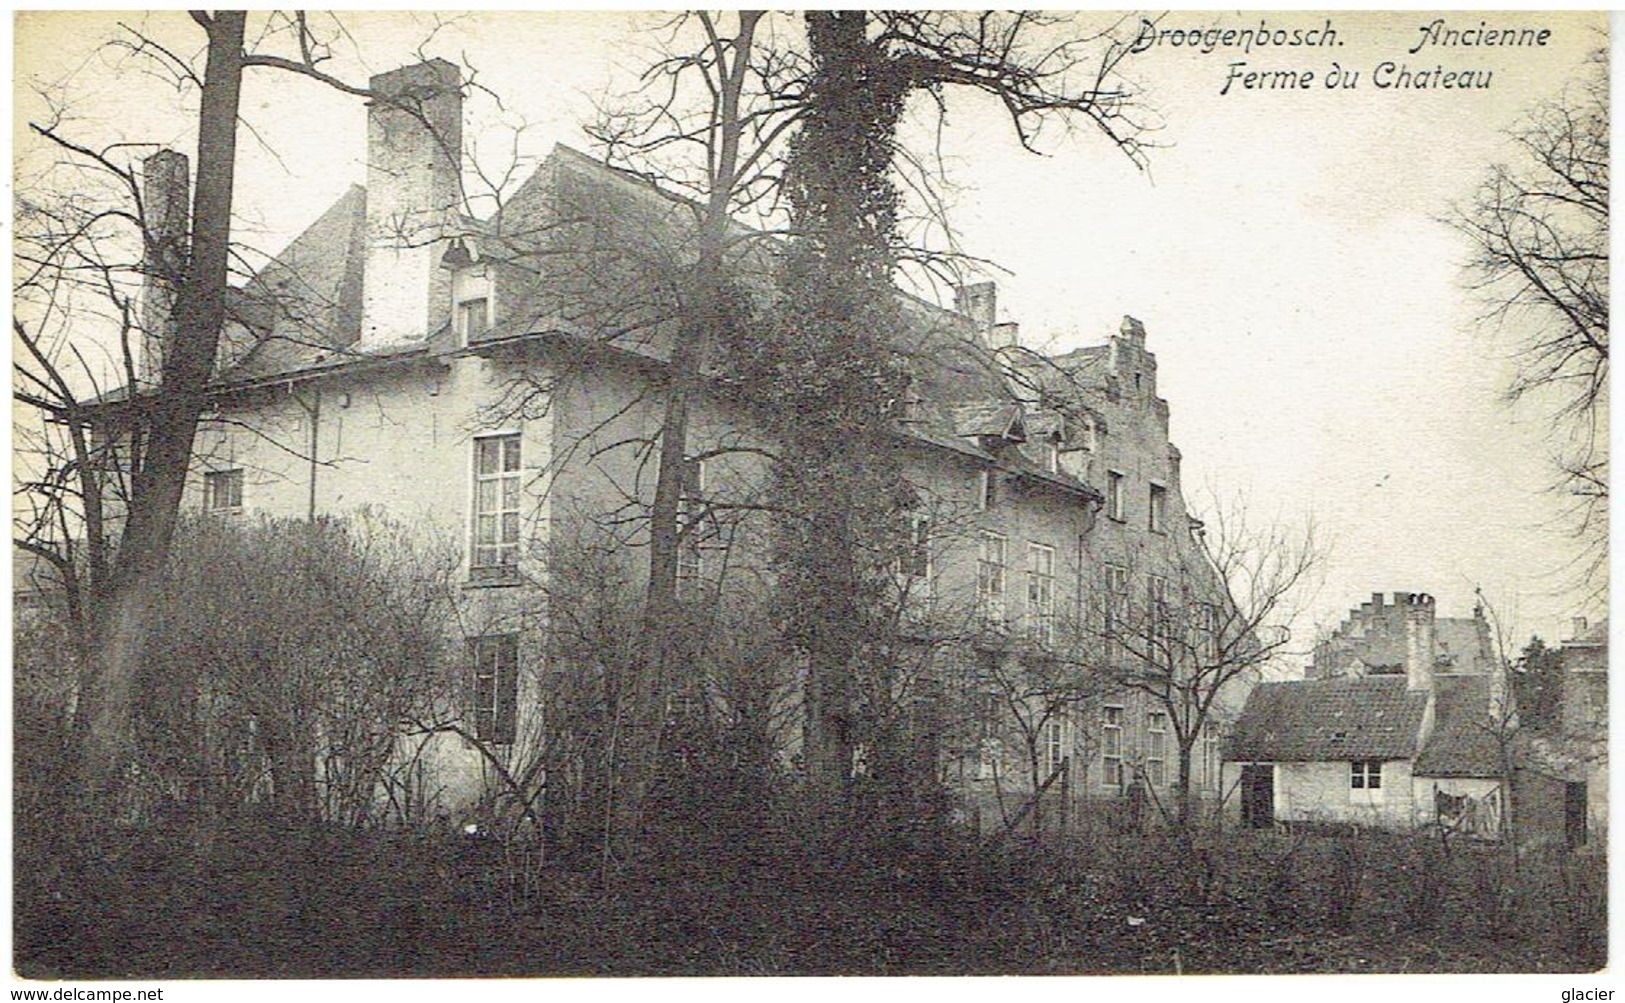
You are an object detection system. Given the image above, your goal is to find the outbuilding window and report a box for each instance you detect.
[1350,760,1382,790]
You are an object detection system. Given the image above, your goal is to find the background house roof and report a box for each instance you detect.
[1227,677,1429,762]
[1412,675,1503,778]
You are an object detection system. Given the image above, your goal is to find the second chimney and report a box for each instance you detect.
[1403,592,1437,693]
[955,281,997,332]
[139,149,190,386]
[361,58,463,351]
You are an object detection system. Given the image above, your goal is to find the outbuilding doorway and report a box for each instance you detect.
[1241,764,1274,829]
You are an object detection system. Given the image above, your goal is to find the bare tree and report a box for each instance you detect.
[579,11,803,850]
[1451,50,1608,596]
[14,12,497,815]
[1095,496,1323,828]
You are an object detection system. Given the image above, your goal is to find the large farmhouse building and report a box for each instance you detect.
[113,59,1246,828]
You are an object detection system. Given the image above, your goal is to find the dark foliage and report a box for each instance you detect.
[16,816,1604,977]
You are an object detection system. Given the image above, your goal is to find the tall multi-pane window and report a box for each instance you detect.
[1107,470,1126,521]
[1026,542,1055,645]
[1148,575,1170,662]
[472,433,522,571]
[899,515,931,582]
[1148,482,1167,533]
[1202,722,1222,790]
[1045,716,1066,777]
[1146,711,1168,786]
[471,634,519,744]
[676,459,707,597]
[1101,706,1124,789]
[1103,564,1129,658]
[1197,601,1221,663]
[977,531,1007,629]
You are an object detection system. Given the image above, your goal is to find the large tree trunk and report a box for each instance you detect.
[618,14,760,862]
[76,12,246,813]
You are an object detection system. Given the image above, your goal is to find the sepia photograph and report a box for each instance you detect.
[11,9,1609,983]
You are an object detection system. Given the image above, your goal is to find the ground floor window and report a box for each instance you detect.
[1101,706,1124,789]
[1044,716,1066,778]
[472,634,519,744]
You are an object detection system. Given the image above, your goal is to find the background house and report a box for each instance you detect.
[1228,590,1585,845]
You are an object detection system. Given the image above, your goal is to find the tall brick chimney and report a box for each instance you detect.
[1403,592,1437,693]
[955,281,997,333]
[360,58,463,350]
[139,149,190,386]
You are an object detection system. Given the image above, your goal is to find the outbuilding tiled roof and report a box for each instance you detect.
[1413,675,1503,778]
[1227,677,1429,762]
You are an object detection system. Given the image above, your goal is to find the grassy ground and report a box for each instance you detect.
[13,815,1606,978]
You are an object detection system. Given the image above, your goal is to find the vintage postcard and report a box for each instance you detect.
[11,10,1608,989]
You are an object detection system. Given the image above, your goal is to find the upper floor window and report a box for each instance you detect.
[898,515,931,582]
[458,297,491,342]
[1107,470,1125,522]
[472,433,521,572]
[977,531,1007,630]
[205,469,243,512]
[471,634,519,745]
[1026,542,1056,646]
[1148,483,1168,533]
[1197,602,1221,663]
[1202,722,1222,790]
[1148,575,1170,658]
[1103,564,1129,656]
[978,470,999,511]
[452,262,494,345]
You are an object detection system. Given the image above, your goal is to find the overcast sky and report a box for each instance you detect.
[13,10,1608,654]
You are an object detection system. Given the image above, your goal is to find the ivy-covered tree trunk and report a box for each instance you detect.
[769,11,912,808]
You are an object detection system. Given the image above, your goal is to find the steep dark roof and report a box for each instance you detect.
[1413,675,1503,778]
[952,402,1024,440]
[121,143,1091,505]
[220,184,369,383]
[1227,677,1429,762]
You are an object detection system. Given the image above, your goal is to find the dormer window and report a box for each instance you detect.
[451,258,494,345]
[458,297,490,340]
